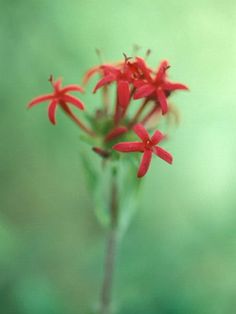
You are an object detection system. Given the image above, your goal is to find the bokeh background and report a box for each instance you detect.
[1,0,236,313]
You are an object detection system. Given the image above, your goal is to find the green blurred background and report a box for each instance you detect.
[1,0,236,313]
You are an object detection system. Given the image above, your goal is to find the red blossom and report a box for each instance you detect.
[92,56,154,125]
[28,77,84,124]
[28,53,188,178]
[92,55,146,109]
[133,60,188,115]
[113,124,172,178]
[93,63,131,109]
[119,57,152,84]
[131,57,153,82]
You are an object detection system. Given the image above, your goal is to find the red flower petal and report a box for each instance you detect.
[60,84,84,94]
[105,126,128,142]
[163,82,189,91]
[137,150,152,178]
[153,146,173,164]
[101,65,120,76]
[53,78,62,93]
[133,84,155,99]
[155,60,169,83]
[156,89,168,114]
[133,124,149,142]
[117,80,130,108]
[93,74,115,93]
[151,130,164,145]
[83,66,101,85]
[48,99,58,124]
[113,142,144,152]
[28,94,54,108]
[62,94,84,110]
[135,57,152,81]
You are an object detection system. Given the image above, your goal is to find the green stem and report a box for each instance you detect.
[100,173,119,314]
[128,98,149,127]
[141,103,160,125]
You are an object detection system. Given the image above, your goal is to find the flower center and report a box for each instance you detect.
[145,140,152,149]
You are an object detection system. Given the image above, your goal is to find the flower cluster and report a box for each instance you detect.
[28,53,188,177]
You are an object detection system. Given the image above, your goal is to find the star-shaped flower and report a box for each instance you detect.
[92,55,146,109]
[28,77,84,124]
[113,124,173,178]
[133,60,188,114]
[93,63,131,109]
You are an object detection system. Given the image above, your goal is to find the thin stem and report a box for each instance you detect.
[114,94,121,126]
[100,229,117,314]
[120,86,135,120]
[60,101,96,137]
[102,85,109,113]
[128,98,149,127]
[100,174,119,314]
[95,49,109,114]
[141,103,161,125]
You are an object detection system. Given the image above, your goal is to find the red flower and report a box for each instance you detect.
[28,77,84,124]
[133,60,188,115]
[93,63,131,108]
[92,56,153,114]
[113,124,173,178]
[130,57,153,82]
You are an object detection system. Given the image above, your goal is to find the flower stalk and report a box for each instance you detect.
[60,101,96,136]
[129,98,149,127]
[100,171,119,314]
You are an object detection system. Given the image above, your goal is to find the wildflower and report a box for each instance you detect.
[93,54,145,109]
[130,56,153,83]
[113,124,172,177]
[133,60,188,114]
[28,76,84,124]
[93,64,131,108]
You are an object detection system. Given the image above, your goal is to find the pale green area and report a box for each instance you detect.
[0,0,236,313]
